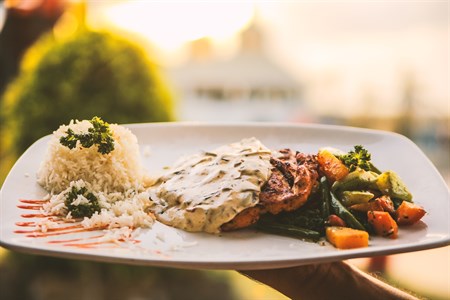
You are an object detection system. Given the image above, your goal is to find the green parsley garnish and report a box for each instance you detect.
[64,185,101,218]
[339,145,380,173]
[60,116,115,154]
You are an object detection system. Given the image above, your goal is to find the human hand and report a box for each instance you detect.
[239,261,418,300]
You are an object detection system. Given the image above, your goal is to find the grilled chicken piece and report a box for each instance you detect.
[259,150,319,214]
[221,149,319,231]
[220,206,261,232]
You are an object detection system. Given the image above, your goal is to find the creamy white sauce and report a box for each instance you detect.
[149,138,272,233]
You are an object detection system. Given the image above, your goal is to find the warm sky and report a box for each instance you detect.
[1,1,448,118]
[257,2,448,118]
[91,1,449,118]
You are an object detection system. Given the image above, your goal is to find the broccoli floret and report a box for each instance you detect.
[339,145,380,173]
[64,186,101,218]
[60,116,115,154]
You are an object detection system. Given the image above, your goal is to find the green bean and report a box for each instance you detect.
[368,162,382,174]
[320,176,331,221]
[257,222,321,242]
[329,192,365,231]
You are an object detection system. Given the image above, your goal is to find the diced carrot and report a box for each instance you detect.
[367,211,398,239]
[326,226,369,249]
[350,196,394,213]
[317,149,349,183]
[349,201,383,212]
[376,195,395,213]
[396,201,426,225]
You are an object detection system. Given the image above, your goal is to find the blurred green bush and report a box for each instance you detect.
[0,29,175,183]
[0,28,235,300]
[0,252,234,300]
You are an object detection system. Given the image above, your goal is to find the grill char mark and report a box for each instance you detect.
[221,149,319,231]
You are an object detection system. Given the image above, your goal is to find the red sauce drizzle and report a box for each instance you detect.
[21,226,105,238]
[17,205,43,210]
[47,234,105,244]
[62,242,119,249]
[14,224,83,234]
[19,199,49,204]
[17,199,47,218]
[20,213,47,218]
[15,222,36,227]
[15,199,141,249]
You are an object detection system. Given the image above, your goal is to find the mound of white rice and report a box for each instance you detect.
[37,119,155,232]
[42,179,154,230]
[37,119,148,194]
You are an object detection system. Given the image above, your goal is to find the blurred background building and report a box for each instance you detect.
[168,20,307,123]
[0,0,449,299]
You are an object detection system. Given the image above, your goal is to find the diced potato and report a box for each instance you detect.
[376,171,412,202]
[332,169,378,192]
[396,201,426,225]
[326,226,369,249]
[317,149,349,183]
[340,191,374,206]
[367,211,398,239]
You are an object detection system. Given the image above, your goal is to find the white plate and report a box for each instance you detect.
[1,123,449,270]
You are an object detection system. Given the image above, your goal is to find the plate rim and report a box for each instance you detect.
[1,122,449,270]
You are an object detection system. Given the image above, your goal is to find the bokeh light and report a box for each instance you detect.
[98,1,254,51]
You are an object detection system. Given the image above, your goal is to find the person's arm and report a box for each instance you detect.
[239,261,418,300]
